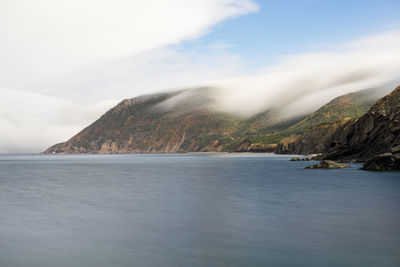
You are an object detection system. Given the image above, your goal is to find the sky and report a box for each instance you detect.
[1,0,400,153]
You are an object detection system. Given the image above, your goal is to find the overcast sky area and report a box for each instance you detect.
[1,0,400,153]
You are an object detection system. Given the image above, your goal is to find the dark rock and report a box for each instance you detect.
[290,157,311,161]
[329,141,339,148]
[391,126,400,134]
[362,153,400,171]
[305,160,350,169]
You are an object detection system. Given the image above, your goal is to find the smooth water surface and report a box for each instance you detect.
[0,153,399,267]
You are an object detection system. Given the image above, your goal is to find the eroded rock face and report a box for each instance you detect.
[305,160,350,169]
[362,153,400,171]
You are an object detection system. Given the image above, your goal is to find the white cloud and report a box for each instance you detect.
[201,30,400,117]
[0,87,117,153]
[32,43,244,103]
[0,0,258,88]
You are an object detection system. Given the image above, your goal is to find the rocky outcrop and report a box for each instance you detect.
[274,135,302,154]
[290,157,311,161]
[323,85,400,165]
[275,119,356,155]
[305,160,350,169]
[362,153,400,171]
[234,140,276,152]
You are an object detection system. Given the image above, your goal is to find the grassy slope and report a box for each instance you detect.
[282,89,379,134]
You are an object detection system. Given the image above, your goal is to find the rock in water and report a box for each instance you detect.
[362,153,400,171]
[305,160,350,169]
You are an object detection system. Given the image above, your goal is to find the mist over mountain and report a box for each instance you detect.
[44,86,384,154]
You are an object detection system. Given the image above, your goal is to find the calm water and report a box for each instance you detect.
[0,153,399,267]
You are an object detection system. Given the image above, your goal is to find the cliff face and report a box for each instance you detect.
[233,141,276,153]
[275,119,356,155]
[323,85,400,162]
[275,86,400,160]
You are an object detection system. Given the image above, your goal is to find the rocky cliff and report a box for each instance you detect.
[323,85,400,163]
[233,140,276,152]
[275,119,356,155]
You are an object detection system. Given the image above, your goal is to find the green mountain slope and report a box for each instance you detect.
[285,89,380,134]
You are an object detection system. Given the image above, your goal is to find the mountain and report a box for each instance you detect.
[44,88,296,154]
[44,87,381,154]
[45,90,230,153]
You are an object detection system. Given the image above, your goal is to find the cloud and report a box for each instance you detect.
[32,43,245,103]
[0,0,258,89]
[197,30,400,117]
[0,88,117,153]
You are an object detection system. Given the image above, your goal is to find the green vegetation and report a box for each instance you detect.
[284,90,378,134]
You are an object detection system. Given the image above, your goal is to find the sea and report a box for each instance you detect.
[0,153,399,267]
